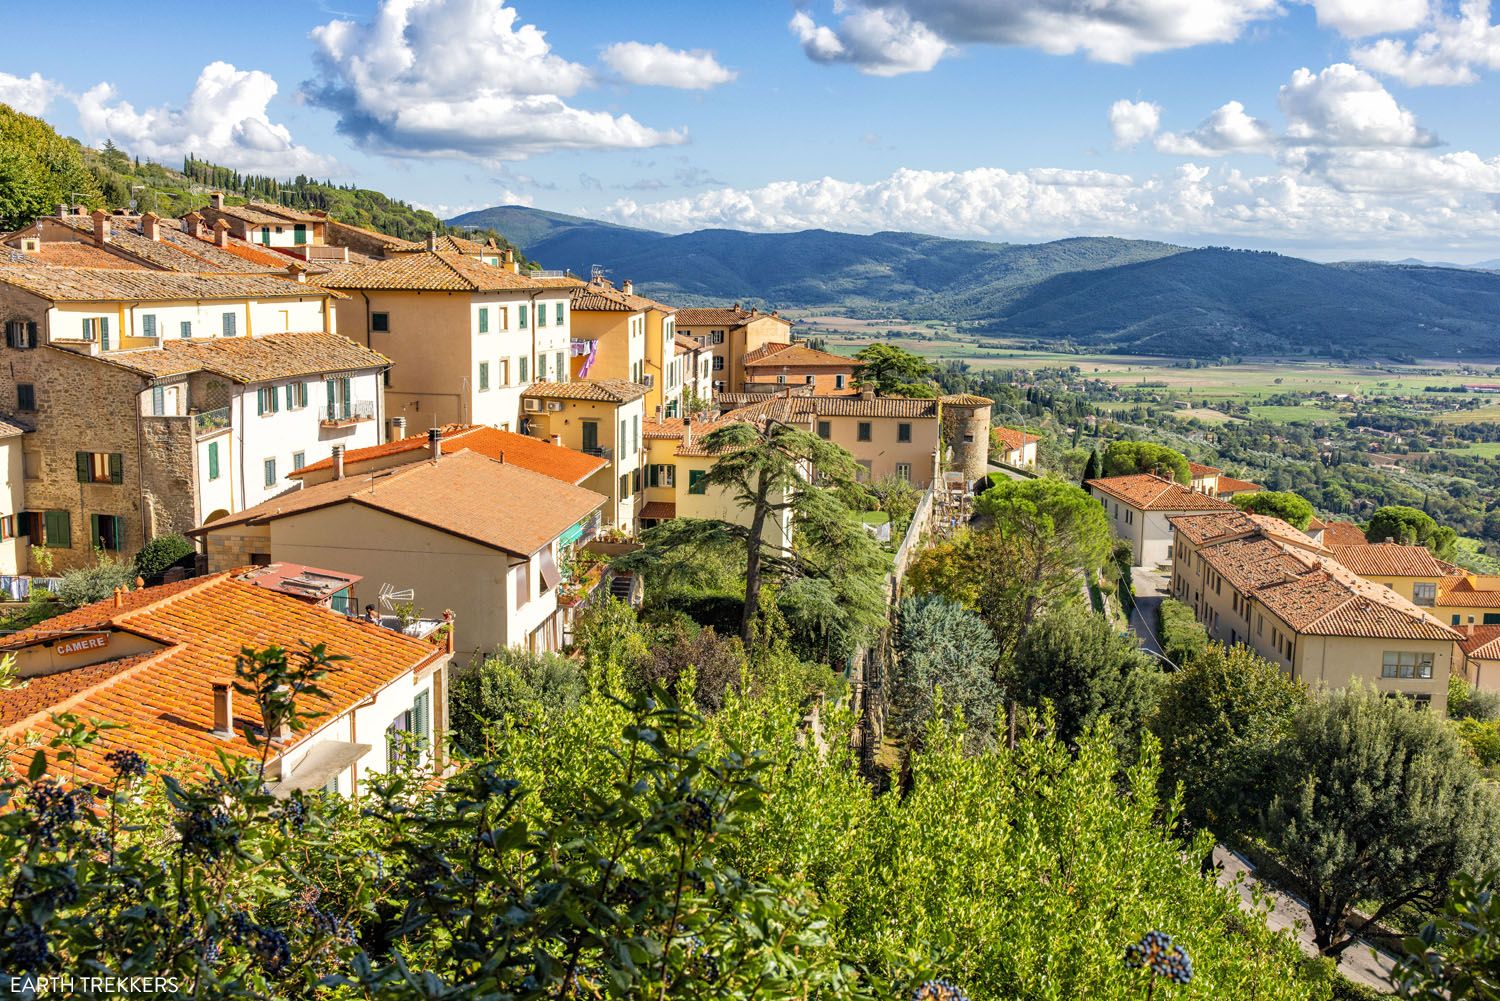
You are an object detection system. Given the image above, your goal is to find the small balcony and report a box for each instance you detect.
[319,400,375,428]
[193,407,230,437]
[582,445,613,460]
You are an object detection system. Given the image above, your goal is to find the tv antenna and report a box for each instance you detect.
[590,264,609,280]
[378,582,416,609]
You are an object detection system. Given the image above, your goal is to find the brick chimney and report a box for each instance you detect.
[213,219,231,248]
[428,427,442,461]
[211,681,234,738]
[91,209,111,246]
[210,191,225,210]
[183,212,207,240]
[504,247,518,273]
[141,211,160,242]
[331,444,345,481]
[426,231,437,251]
[55,202,67,217]
[285,262,307,283]
[622,279,633,295]
[390,416,407,441]
[860,387,875,401]
[683,415,693,447]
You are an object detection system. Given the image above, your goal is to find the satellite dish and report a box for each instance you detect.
[378,582,415,609]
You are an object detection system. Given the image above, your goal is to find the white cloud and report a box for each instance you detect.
[601,159,1500,251]
[305,0,685,160]
[74,62,334,174]
[0,71,64,115]
[790,0,1280,71]
[1156,101,1277,155]
[1352,0,1500,84]
[789,8,951,76]
[1279,63,1436,147]
[600,42,736,89]
[1109,100,1161,148]
[1308,0,1429,37]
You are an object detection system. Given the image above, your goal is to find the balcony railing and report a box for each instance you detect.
[582,445,612,460]
[193,407,230,436]
[319,400,375,427]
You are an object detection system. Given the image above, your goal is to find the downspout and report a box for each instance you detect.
[359,291,372,349]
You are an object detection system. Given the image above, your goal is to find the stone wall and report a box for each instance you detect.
[139,415,199,538]
[941,402,993,485]
[205,524,272,573]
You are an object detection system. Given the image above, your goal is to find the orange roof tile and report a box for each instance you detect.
[1329,543,1453,578]
[317,251,548,291]
[1088,474,1235,512]
[638,501,676,520]
[291,424,605,484]
[0,266,339,302]
[992,426,1040,451]
[522,379,648,404]
[1460,625,1500,659]
[742,343,856,369]
[1216,475,1262,495]
[101,331,387,384]
[674,306,789,329]
[940,393,994,407]
[1320,521,1368,546]
[569,277,673,313]
[1437,576,1500,609]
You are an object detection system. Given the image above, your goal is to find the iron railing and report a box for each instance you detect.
[319,400,375,423]
[194,407,230,435]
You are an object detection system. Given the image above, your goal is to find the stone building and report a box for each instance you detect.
[939,393,995,485]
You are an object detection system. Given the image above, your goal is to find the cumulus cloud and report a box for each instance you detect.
[789,7,951,76]
[1109,100,1162,148]
[601,159,1500,251]
[1156,101,1277,155]
[1352,0,1500,84]
[74,62,334,174]
[1309,0,1429,37]
[304,0,685,159]
[600,42,735,89]
[790,0,1279,71]
[1279,63,1436,147]
[0,71,64,115]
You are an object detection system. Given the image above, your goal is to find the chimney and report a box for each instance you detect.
[183,212,206,240]
[91,209,111,246]
[861,387,875,401]
[426,231,437,251]
[141,211,160,242]
[285,262,307,283]
[683,415,693,447]
[213,219,231,247]
[112,585,125,608]
[551,433,562,447]
[55,202,67,217]
[210,191,224,210]
[390,416,407,441]
[622,279,633,295]
[428,427,442,461]
[211,681,234,738]
[331,444,345,481]
[504,248,518,273]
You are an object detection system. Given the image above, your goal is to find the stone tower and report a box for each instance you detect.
[940,393,994,485]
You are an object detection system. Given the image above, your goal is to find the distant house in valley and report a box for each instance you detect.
[992,426,1040,469]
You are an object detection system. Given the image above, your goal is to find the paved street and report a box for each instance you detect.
[1128,566,1168,658]
[1212,846,1397,992]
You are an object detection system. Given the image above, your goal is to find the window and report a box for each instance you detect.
[5,320,37,349]
[1413,582,1437,606]
[263,458,277,488]
[386,710,411,771]
[150,386,165,416]
[817,420,831,439]
[689,470,708,495]
[141,314,157,339]
[710,330,725,345]
[963,432,975,443]
[803,375,815,385]
[42,509,71,548]
[477,307,489,334]
[222,312,237,337]
[75,451,123,485]
[619,472,631,498]
[1381,651,1434,680]
[479,362,490,391]
[519,356,529,383]
[835,374,846,390]
[208,442,221,480]
[180,320,192,339]
[712,356,724,371]
[538,305,547,327]
[857,421,872,442]
[513,562,530,607]
[896,462,912,482]
[648,464,676,488]
[556,351,566,381]
[633,416,640,454]
[372,312,390,333]
[90,514,126,551]
[292,450,305,471]
[518,305,528,329]
[411,689,431,749]
[497,306,508,330]
[555,302,564,325]
[256,386,279,415]
[16,384,34,412]
[897,422,912,443]
[496,358,509,386]
[285,382,308,410]
[536,354,547,380]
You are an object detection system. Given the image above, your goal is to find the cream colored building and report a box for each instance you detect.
[195,449,606,660]
[1326,543,1458,608]
[992,426,1040,469]
[809,395,943,486]
[674,305,792,394]
[1458,626,1500,690]
[1171,510,1459,713]
[569,278,682,417]
[1436,574,1500,627]
[0,419,30,576]
[317,250,577,432]
[521,379,648,531]
[1086,473,1234,568]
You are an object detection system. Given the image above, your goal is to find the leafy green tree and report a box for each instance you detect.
[852,343,936,397]
[133,533,195,577]
[1102,440,1191,484]
[1393,871,1500,1000]
[1232,490,1317,530]
[1367,505,1459,560]
[449,646,588,753]
[0,105,101,228]
[1263,685,1500,956]
[889,595,1003,752]
[1151,643,1308,831]
[637,622,746,713]
[1010,606,1159,755]
[1082,447,1101,484]
[1156,597,1209,665]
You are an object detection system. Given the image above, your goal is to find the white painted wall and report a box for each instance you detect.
[0,437,25,575]
[48,298,328,347]
[470,291,572,428]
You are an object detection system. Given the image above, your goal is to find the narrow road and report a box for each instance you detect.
[1212,846,1397,992]
[1128,567,1167,657]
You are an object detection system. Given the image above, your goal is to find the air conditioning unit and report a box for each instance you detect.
[546,401,565,412]
[523,399,542,412]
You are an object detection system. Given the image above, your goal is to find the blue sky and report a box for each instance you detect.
[5,0,1500,260]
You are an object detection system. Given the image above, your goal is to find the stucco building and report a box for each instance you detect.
[521,379,648,530]
[674,305,792,394]
[741,342,857,395]
[1087,473,1234,568]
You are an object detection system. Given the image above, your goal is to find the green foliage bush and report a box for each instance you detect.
[889,595,1003,751]
[0,105,100,229]
[1233,490,1316,530]
[448,646,587,754]
[1103,440,1191,484]
[1157,597,1209,666]
[55,552,137,608]
[133,533,195,577]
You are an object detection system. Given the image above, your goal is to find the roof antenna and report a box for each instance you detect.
[590,264,608,281]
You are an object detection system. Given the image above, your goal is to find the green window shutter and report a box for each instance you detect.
[99,317,110,351]
[556,302,564,325]
[141,314,155,338]
[478,308,488,333]
[326,379,335,413]
[45,510,70,547]
[519,305,528,329]
[339,377,351,413]
[75,451,90,483]
[285,384,294,410]
[208,442,220,479]
[109,453,123,484]
[90,513,99,548]
[413,689,430,746]
[519,357,528,382]
[180,321,191,339]
[256,389,266,416]
[689,470,707,495]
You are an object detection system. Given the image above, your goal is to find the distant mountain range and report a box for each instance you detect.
[448,204,1500,359]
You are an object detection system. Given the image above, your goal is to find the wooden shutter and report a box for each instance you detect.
[142,314,156,338]
[45,510,70,547]
[325,379,335,414]
[99,317,110,351]
[75,451,90,483]
[413,689,430,745]
[89,514,100,548]
[109,453,124,484]
[339,377,351,413]
[208,442,220,479]
[25,321,36,348]
[478,308,488,333]
[256,388,266,416]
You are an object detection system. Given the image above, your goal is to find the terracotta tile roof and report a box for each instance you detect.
[386,233,498,255]
[992,426,1040,451]
[0,572,444,786]
[744,342,792,363]
[674,306,789,329]
[638,501,676,520]
[1199,537,1319,593]
[0,652,159,729]
[1460,625,1500,659]
[667,396,814,457]
[50,215,297,274]
[199,450,607,558]
[1088,474,1235,512]
[674,332,702,353]
[1437,576,1500,609]
[202,200,322,225]
[1216,475,1262,495]
[16,243,138,269]
[569,277,674,313]
[806,395,939,418]
[0,266,337,302]
[317,251,546,291]
[101,332,388,384]
[522,379,648,404]
[1189,461,1223,479]
[743,343,854,369]
[1169,509,1321,551]
[643,417,686,439]
[1329,543,1453,578]
[716,388,813,410]
[291,424,605,485]
[1320,521,1368,546]
[0,416,31,438]
[940,393,995,407]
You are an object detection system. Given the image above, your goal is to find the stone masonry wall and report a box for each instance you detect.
[206,525,272,573]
